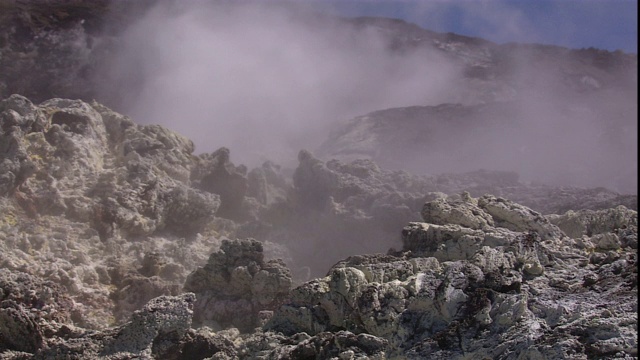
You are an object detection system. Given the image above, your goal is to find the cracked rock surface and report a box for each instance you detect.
[0,94,637,359]
[266,195,637,359]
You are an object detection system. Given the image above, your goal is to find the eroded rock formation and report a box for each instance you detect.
[0,192,629,359]
[0,94,237,331]
[266,195,637,358]
[0,1,637,358]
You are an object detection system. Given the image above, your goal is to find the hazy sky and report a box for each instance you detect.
[316,0,638,53]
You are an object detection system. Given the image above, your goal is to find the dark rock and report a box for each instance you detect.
[155,328,238,360]
[33,293,195,359]
[184,239,292,332]
[193,148,249,221]
[0,269,73,353]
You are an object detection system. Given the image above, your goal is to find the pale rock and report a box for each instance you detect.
[592,232,621,251]
[548,205,637,242]
[402,222,485,261]
[477,195,563,240]
[421,196,494,229]
[329,267,367,308]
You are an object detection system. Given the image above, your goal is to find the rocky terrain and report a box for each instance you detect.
[0,1,637,359]
[315,39,637,193]
[0,93,636,359]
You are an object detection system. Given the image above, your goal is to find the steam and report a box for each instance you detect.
[100,1,461,166]
[99,0,637,194]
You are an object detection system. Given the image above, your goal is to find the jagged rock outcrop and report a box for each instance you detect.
[547,205,638,242]
[245,330,389,360]
[252,150,635,278]
[192,147,250,221]
[0,1,637,357]
[265,194,637,358]
[246,161,290,208]
[0,95,250,329]
[183,239,292,333]
[0,94,221,238]
[2,192,635,359]
[0,94,636,359]
[423,170,638,215]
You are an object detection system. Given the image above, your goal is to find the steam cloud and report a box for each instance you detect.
[100,1,461,165]
[99,0,637,194]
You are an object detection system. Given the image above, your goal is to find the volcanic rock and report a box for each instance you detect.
[0,3,637,357]
[0,95,636,358]
[253,150,635,278]
[0,94,230,330]
[265,194,637,358]
[34,293,195,359]
[0,269,73,354]
[184,239,292,333]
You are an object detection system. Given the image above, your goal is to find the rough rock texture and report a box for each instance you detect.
[191,148,253,222]
[184,239,292,332]
[35,293,195,360]
[0,271,195,359]
[0,94,246,330]
[266,195,637,358]
[0,269,73,354]
[242,330,389,360]
[0,2,637,358]
[249,150,636,278]
[547,205,638,242]
[0,94,221,237]
[0,94,637,359]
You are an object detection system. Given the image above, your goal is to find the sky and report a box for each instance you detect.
[313,0,638,54]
